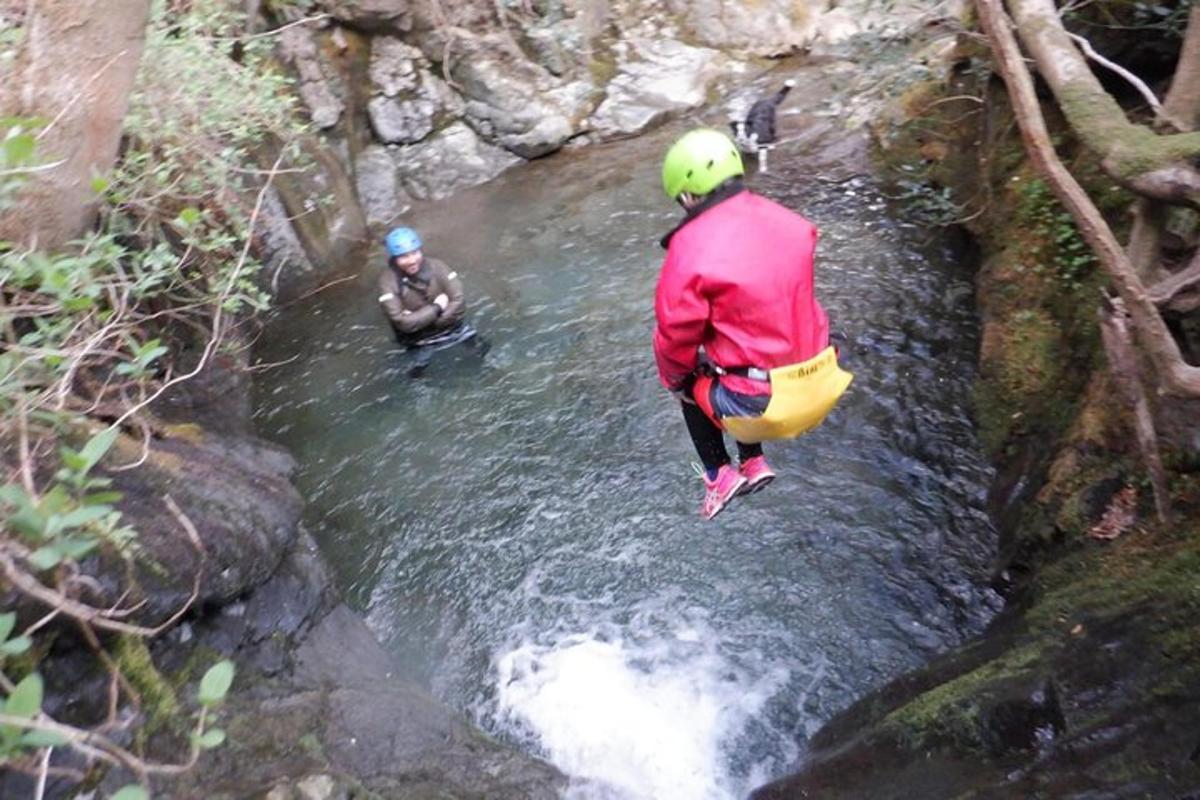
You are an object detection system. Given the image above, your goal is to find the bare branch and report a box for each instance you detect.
[976,0,1200,396]
[1065,31,1164,118]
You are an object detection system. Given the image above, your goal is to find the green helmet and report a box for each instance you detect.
[661,128,744,200]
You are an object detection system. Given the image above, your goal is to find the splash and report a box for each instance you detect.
[494,631,782,800]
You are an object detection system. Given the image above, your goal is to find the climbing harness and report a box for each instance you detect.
[706,347,853,444]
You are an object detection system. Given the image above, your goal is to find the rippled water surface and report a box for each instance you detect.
[253,118,999,798]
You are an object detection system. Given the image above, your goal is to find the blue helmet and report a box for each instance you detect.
[385,227,422,257]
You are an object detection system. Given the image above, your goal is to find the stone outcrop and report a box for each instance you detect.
[264,0,880,290]
[0,351,565,799]
[589,37,726,137]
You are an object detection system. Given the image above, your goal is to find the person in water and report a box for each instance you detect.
[654,128,851,520]
[377,226,488,377]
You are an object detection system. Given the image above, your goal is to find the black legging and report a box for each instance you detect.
[680,401,762,474]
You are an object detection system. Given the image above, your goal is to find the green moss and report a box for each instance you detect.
[1027,533,1200,633]
[114,635,180,729]
[169,644,224,691]
[298,732,324,757]
[882,644,1047,752]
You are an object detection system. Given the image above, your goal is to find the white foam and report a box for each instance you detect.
[494,631,783,800]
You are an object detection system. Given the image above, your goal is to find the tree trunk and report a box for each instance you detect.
[1162,3,1200,133]
[975,0,1200,397]
[1006,0,1200,208]
[0,0,152,250]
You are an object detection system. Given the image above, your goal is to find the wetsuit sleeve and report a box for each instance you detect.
[653,252,708,391]
[378,271,437,333]
[434,261,466,329]
[393,304,438,333]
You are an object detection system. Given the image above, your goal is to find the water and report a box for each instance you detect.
[253,119,1000,798]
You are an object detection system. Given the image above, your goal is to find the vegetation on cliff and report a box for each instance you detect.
[751,1,1200,796]
[0,1,320,793]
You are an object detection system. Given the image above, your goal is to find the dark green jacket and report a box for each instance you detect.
[377,257,466,337]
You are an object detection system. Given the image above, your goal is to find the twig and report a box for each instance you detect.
[1065,31,1164,118]
[107,150,288,433]
[0,494,204,637]
[278,273,359,307]
[33,745,50,800]
[0,158,68,177]
[235,14,330,43]
[242,354,299,373]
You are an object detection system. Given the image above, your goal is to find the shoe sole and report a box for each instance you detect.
[737,474,775,496]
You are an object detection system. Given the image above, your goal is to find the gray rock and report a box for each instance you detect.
[295,774,339,800]
[366,36,423,97]
[355,143,412,228]
[589,37,725,137]
[390,122,523,201]
[518,19,587,76]
[452,42,593,157]
[368,93,437,143]
[161,605,566,799]
[323,0,413,32]
[277,25,344,130]
[100,426,306,625]
[258,187,318,294]
[366,37,463,145]
[667,0,827,56]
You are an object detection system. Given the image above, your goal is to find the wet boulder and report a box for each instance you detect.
[355,143,412,227]
[366,36,461,145]
[322,0,414,33]
[589,38,725,138]
[666,0,826,56]
[979,677,1066,757]
[277,24,345,130]
[388,121,522,202]
[449,41,594,158]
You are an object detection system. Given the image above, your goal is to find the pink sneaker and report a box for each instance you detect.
[738,455,776,495]
[702,464,748,520]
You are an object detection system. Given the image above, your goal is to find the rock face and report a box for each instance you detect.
[668,0,826,55]
[268,0,852,293]
[589,37,725,137]
[0,353,565,800]
[159,593,566,799]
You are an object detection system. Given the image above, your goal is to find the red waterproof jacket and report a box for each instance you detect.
[653,187,830,396]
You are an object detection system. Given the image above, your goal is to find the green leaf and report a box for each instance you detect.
[0,484,28,507]
[193,727,226,749]
[90,175,110,195]
[177,207,202,227]
[58,448,88,473]
[197,660,235,706]
[78,427,119,474]
[55,536,99,561]
[84,491,124,505]
[19,728,69,747]
[0,612,14,643]
[5,673,43,718]
[0,636,31,656]
[9,507,47,539]
[26,546,62,571]
[59,505,113,528]
[3,132,34,165]
[111,786,149,800]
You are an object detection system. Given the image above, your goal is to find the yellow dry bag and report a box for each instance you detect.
[721,346,853,444]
